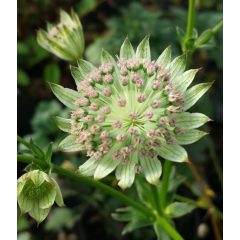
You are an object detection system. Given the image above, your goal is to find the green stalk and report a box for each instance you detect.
[17,154,153,218]
[159,160,173,210]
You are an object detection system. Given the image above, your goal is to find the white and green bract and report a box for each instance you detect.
[17,170,64,222]
[52,36,212,189]
[37,10,84,62]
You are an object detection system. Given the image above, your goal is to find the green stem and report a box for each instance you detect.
[212,20,223,34]
[159,160,173,210]
[17,154,153,219]
[157,217,184,240]
[186,0,196,40]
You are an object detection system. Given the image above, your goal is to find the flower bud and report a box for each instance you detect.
[37,10,84,62]
[17,170,64,223]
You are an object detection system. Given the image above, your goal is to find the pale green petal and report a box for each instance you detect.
[70,65,84,84]
[139,157,162,185]
[18,181,34,213]
[172,68,199,93]
[155,142,188,162]
[170,55,186,80]
[183,82,213,110]
[101,49,115,64]
[58,135,85,152]
[94,143,123,179]
[77,59,95,77]
[53,116,71,133]
[174,112,211,129]
[136,36,151,59]
[29,201,50,223]
[115,152,138,189]
[120,37,135,59]
[78,158,99,176]
[156,45,171,69]
[49,83,81,109]
[175,129,208,145]
[51,178,64,207]
[39,183,56,209]
[29,170,45,187]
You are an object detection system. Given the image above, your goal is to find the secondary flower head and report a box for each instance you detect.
[52,36,212,189]
[17,170,64,223]
[37,9,84,62]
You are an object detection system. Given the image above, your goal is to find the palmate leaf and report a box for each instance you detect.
[165,202,195,218]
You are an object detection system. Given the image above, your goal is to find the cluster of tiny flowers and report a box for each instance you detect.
[70,57,185,170]
[53,37,211,188]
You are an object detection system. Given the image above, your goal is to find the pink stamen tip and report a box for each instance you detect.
[129,128,138,135]
[88,89,98,98]
[96,115,105,123]
[100,131,109,139]
[84,115,93,122]
[131,73,140,83]
[89,103,99,111]
[101,106,111,114]
[146,111,154,119]
[152,99,160,108]
[135,79,144,88]
[152,80,161,90]
[116,133,125,141]
[120,76,129,86]
[90,124,100,133]
[137,94,146,103]
[113,151,121,160]
[103,87,112,96]
[117,98,126,107]
[75,98,89,107]
[103,74,113,83]
[93,151,102,160]
[129,112,137,120]
[114,120,122,128]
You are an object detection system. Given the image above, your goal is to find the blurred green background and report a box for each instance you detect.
[17,0,222,239]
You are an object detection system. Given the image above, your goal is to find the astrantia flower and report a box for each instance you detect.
[52,36,212,189]
[17,170,64,222]
[37,10,84,62]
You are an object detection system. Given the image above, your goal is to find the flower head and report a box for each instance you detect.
[17,170,64,223]
[37,9,84,61]
[52,36,212,189]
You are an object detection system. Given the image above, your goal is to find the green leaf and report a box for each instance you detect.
[45,142,53,164]
[101,49,115,64]
[139,157,162,185]
[58,135,85,152]
[43,63,60,84]
[49,83,81,109]
[70,65,84,84]
[120,37,135,59]
[136,36,151,59]
[174,112,211,129]
[78,158,99,176]
[156,46,172,69]
[155,142,188,162]
[170,55,186,80]
[195,29,213,47]
[172,68,199,93]
[183,82,213,111]
[165,202,195,218]
[154,221,171,240]
[175,129,208,145]
[115,152,138,189]
[53,116,71,133]
[17,68,30,87]
[29,139,45,159]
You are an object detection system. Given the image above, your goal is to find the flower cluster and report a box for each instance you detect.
[17,170,64,222]
[37,9,84,62]
[52,36,212,189]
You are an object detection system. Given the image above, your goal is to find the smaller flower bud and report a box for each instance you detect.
[101,106,111,114]
[152,99,160,108]
[116,133,125,141]
[96,115,105,123]
[89,103,99,111]
[114,120,122,128]
[117,98,126,107]
[103,74,113,83]
[75,98,89,107]
[103,87,112,96]
[120,76,129,86]
[17,170,64,223]
[129,112,138,120]
[137,94,146,103]
[146,111,154,119]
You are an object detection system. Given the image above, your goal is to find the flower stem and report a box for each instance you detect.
[159,160,173,211]
[17,154,153,218]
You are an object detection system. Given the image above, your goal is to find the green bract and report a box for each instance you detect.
[37,10,84,62]
[52,36,212,189]
[17,170,64,223]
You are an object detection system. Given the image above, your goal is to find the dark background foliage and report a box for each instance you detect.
[17,0,222,239]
